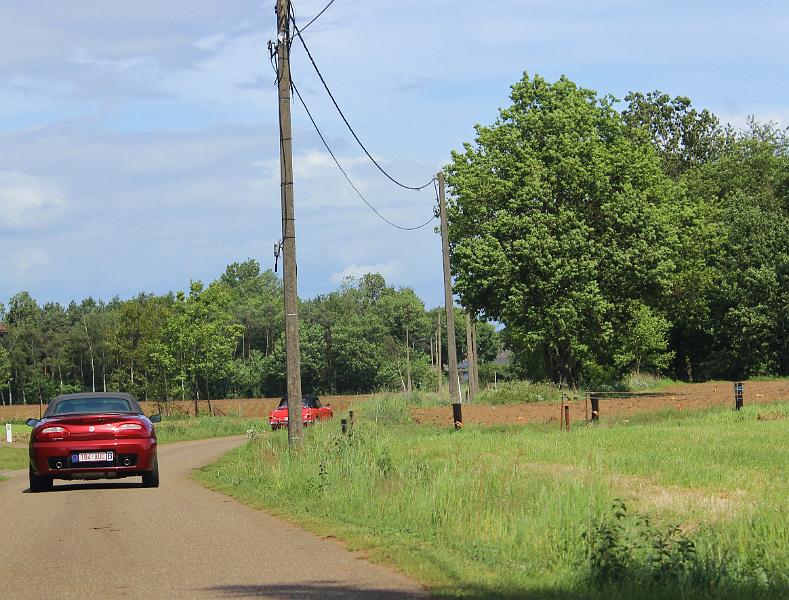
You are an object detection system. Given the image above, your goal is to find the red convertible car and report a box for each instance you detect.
[26,392,161,492]
[269,394,333,430]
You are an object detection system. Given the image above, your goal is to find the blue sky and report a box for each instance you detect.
[1,0,787,310]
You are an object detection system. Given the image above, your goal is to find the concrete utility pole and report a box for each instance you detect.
[437,172,461,426]
[276,0,303,448]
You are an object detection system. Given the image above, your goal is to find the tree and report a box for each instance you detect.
[447,73,676,384]
[623,91,725,178]
[0,346,11,404]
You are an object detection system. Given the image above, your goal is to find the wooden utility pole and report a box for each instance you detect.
[436,311,442,394]
[437,172,461,426]
[276,0,303,448]
[465,312,475,402]
[471,320,479,395]
[405,325,412,393]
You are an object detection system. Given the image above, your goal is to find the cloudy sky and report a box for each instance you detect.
[1,0,787,310]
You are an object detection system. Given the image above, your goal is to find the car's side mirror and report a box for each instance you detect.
[149,414,162,423]
[26,418,40,427]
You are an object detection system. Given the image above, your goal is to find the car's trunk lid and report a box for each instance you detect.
[44,414,143,440]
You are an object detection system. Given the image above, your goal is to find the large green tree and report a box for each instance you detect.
[447,73,676,384]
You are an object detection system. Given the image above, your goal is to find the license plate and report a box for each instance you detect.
[72,451,113,463]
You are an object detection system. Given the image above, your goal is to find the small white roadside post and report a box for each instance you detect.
[5,423,12,444]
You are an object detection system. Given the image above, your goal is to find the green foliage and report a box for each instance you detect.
[622,91,725,178]
[1,262,495,402]
[447,72,789,384]
[447,73,676,385]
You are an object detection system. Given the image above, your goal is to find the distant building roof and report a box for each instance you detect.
[492,350,512,366]
[0,323,8,336]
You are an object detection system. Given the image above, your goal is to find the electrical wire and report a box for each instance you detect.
[291,80,437,231]
[299,0,336,33]
[289,11,435,191]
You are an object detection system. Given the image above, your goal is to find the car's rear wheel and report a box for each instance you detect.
[29,467,53,493]
[142,456,159,488]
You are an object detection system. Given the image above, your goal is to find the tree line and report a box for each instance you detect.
[0,266,499,405]
[447,74,788,385]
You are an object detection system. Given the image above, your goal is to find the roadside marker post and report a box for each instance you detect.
[5,423,12,444]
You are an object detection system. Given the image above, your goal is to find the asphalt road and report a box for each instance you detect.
[0,437,426,599]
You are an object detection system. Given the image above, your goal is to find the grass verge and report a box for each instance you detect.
[154,415,261,444]
[196,397,788,599]
[0,446,28,471]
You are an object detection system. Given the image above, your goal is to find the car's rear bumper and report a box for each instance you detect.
[270,418,316,429]
[30,438,157,479]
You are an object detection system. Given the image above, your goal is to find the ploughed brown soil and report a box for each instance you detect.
[412,380,789,427]
[0,394,372,421]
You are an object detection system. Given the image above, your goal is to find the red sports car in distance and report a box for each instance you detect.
[26,392,161,492]
[269,394,333,430]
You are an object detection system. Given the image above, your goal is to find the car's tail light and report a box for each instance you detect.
[113,423,145,437]
[38,426,69,441]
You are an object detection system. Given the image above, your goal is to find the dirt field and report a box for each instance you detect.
[412,380,789,426]
[0,394,372,422]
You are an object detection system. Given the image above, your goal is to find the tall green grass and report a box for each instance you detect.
[0,447,28,471]
[197,397,788,599]
[475,380,565,405]
[154,415,261,444]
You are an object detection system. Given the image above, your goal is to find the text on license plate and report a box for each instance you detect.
[73,451,113,463]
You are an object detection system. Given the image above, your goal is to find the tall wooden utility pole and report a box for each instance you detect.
[276,0,303,448]
[471,321,479,395]
[436,312,442,394]
[437,172,461,427]
[405,325,412,393]
[465,312,475,402]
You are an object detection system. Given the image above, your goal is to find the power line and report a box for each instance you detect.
[291,80,437,231]
[299,0,336,33]
[289,13,435,191]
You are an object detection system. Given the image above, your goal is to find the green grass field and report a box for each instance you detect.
[196,397,788,599]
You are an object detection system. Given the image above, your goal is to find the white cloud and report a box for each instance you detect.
[0,171,67,232]
[330,261,404,285]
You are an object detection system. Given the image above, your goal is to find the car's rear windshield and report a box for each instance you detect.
[52,398,135,415]
[276,398,319,409]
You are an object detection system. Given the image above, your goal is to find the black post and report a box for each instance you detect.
[452,403,463,430]
[734,382,743,410]
[590,394,600,421]
[564,405,570,431]
[341,418,348,434]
